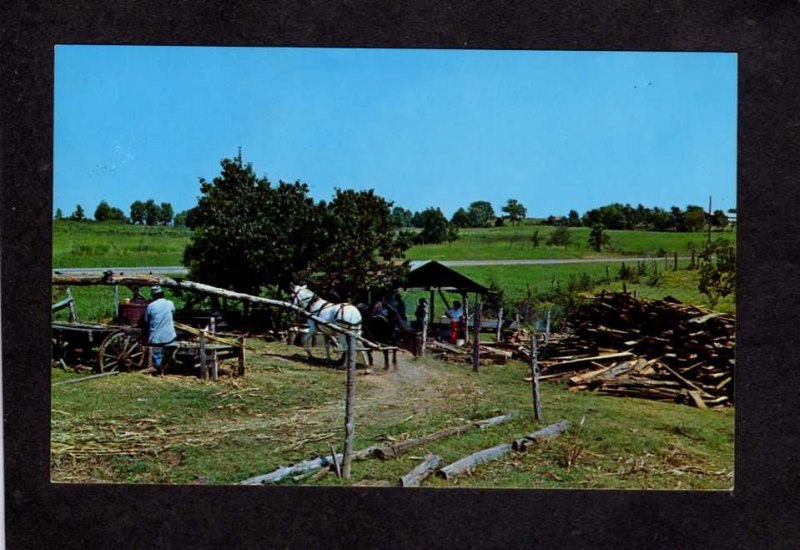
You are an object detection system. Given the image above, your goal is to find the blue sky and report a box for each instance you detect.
[54,46,737,219]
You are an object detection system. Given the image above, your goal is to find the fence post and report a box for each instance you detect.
[545,309,551,346]
[463,295,470,345]
[673,251,678,271]
[199,330,207,380]
[342,334,357,479]
[496,307,503,342]
[237,336,246,376]
[420,303,428,356]
[472,303,481,372]
[531,335,542,421]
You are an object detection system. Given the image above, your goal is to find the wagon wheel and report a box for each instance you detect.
[98,330,145,372]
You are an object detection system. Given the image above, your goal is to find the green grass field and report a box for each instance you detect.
[51,342,733,489]
[53,220,735,266]
[53,221,191,268]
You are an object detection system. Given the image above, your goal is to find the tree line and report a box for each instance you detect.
[548,203,732,232]
[55,200,189,226]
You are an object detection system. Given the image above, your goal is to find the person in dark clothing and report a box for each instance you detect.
[413,298,428,331]
[392,293,407,322]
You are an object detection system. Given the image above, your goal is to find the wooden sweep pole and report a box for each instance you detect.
[531,335,542,421]
[342,334,357,479]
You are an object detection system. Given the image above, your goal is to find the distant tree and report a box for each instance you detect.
[416,207,451,244]
[174,210,189,227]
[410,211,424,228]
[699,238,736,306]
[711,209,729,229]
[501,199,527,225]
[683,205,706,232]
[547,225,571,246]
[130,201,146,224]
[467,201,496,227]
[670,206,685,231]
[70,204,85,222]
[54,208,64,221]
[391,206,414,228]
[94,200,113,222]
[159,202,174,225]
[567,210,581,227]
[450,207,470,228]
[530,229,541,248]
[588,224,611,252]
[144,199,161,226]
[446,224,459,245]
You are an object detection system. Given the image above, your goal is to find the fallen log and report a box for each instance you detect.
[373,414,513,460]
[437,443,513,480]
[398,454,442,487]
[512,420,571,451]
[240,446,379,485]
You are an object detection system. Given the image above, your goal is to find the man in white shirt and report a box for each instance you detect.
[144,285,176,368]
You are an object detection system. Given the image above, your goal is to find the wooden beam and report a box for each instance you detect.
[342,334,357,479]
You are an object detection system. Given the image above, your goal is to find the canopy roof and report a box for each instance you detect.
[399,261,489,294]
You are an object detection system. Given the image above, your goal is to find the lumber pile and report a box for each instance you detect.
[551,292,735,408]
[428,340,512,365]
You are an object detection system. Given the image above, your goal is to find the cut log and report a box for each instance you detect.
[373,415,512,460]
[240,446,379,485]
[512,420,571,451]
[437,443,513,480]
[688,391,708,409]
[398,454,442,487]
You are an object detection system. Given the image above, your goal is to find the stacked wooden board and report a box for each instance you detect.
[550,292,735,408]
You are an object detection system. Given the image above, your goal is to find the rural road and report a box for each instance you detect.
[53,257,689,276]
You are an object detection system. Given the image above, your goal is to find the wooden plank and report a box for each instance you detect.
[531,335,542,421]
[688,390,708,409]
[547,352,635,370]
[398,454,442,487]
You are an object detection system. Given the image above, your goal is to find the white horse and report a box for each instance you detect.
[290,285,362,365]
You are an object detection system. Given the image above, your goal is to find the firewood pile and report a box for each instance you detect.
[546,292,735,408]
[428,340,512,365]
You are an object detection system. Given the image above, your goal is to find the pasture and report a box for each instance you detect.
[51,342,734,489]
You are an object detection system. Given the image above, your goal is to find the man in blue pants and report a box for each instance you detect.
[144,285,177,369]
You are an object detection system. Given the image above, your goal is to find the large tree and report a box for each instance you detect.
[315,189,412,297]
[501,199,527,225]
[450,207,470,228]
[467,200,496,227]
[183,156,410,300]
[70,204,85,222]
[130,201,146,224]
[159,202,174,225]
[588,223,611,252]
[416,207,452,244]
[184,158,326,295]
